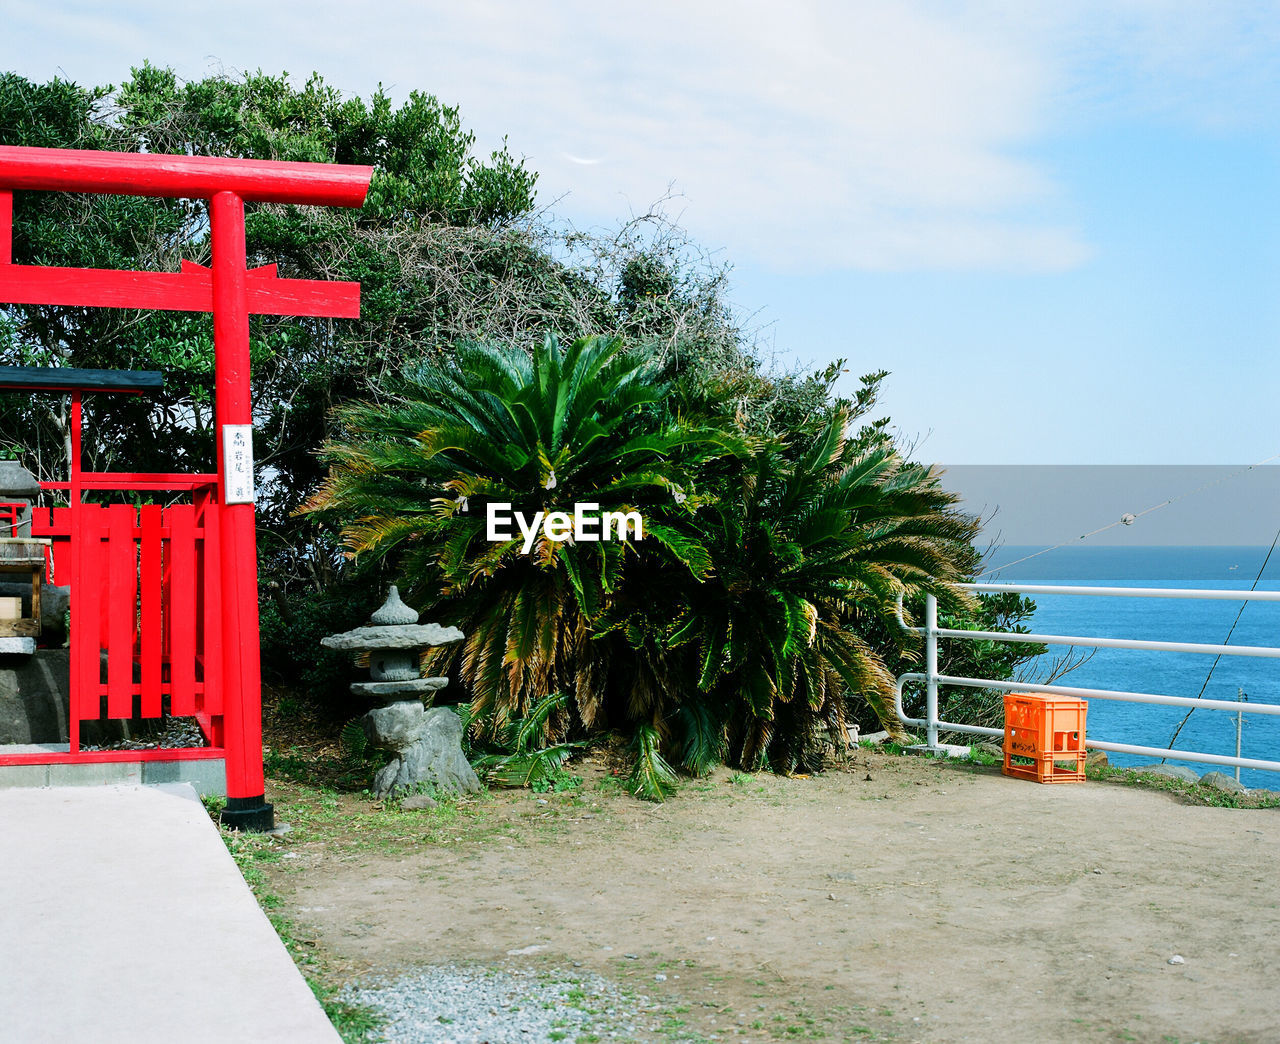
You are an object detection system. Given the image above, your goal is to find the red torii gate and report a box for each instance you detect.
[0,145,373,830]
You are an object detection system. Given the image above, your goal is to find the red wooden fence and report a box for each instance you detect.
[30,486,225,757]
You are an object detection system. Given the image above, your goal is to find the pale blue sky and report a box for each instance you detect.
[3,1,1277,465]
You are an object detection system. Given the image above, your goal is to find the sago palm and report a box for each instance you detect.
[304,333,742,749]
[664,412,978,772]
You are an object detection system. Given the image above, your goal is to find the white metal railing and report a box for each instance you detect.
[894,583,1280,775]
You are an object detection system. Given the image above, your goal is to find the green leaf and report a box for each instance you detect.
[627,724,678,802]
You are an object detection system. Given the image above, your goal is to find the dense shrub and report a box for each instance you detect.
[305,332,980,795]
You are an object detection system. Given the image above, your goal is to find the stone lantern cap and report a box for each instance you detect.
[320,622,463,651]
[320,585,463,651]
[320,585,463,702]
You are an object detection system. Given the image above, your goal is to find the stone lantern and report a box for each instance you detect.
[321,586,481,800]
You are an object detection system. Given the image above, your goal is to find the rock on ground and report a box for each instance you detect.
[367,704,481,800]
[1199,770,1248,794]
[1137,763,1200,783]
[399,793,437,811]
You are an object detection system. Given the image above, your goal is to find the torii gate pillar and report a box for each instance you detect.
[210,191,268,829]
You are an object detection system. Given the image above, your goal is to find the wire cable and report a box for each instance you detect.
[1161,525,1280,754]
[976,453,1280,577]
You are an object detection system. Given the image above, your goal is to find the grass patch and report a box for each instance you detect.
[963,745,1002,768]
[217,826,385,1043]
[862,739,1280,809]
[531,770,584,794]
[1086,763,1280,808]
[595,773,626,795]
[266,780,504,855]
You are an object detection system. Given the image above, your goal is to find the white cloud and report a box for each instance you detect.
[3,1,1278,271]
[371,0,1081,271]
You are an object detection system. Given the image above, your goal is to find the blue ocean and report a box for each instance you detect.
[978,546,1280,788]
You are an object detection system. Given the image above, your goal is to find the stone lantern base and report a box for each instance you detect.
[366,701,481,800]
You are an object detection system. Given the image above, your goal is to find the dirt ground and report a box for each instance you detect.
[264,752,1280,1043]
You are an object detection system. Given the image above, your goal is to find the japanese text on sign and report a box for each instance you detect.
[222,424,255,504]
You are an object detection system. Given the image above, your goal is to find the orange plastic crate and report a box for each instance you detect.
[1002,692,1087,784]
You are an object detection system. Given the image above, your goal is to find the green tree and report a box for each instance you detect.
[0,67,757,604]
[1,65,1050,758]
[0,65,539,585]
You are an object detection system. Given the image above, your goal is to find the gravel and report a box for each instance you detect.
[340,964,656,1043]
[80,716,207,751]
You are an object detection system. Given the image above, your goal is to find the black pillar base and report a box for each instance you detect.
[220,795,275,832]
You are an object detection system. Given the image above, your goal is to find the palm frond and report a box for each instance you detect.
[678,701,727,777]
[627,723,678,802]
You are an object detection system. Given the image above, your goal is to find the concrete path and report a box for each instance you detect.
[0,784,340,1043]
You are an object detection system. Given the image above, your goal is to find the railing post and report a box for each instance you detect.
[1235,688,1246,784]
[925,593,939,749]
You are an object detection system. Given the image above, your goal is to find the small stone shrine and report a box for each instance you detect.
[321,586,481,800]
[0,459,65,655]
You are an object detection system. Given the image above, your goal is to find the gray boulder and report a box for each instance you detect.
[365,699,428,750]
[1199,770,1248,795]
[0,648,69,743]
[366,703,481,800]
[400,792,438,811]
